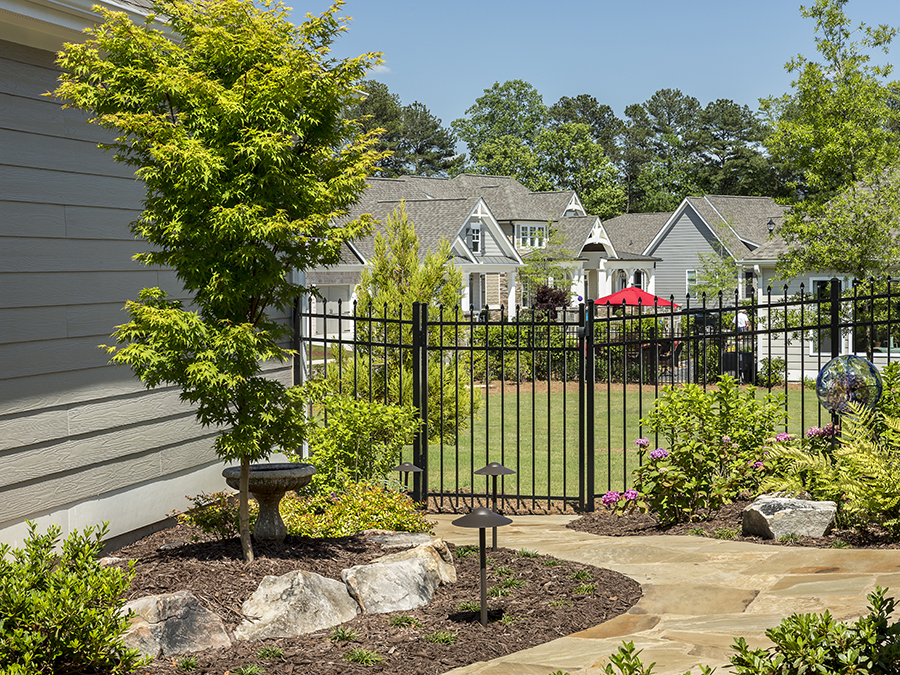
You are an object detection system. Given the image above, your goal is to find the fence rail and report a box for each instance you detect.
[294,278,900,513]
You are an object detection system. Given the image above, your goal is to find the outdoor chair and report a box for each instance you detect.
[658,341,683,375]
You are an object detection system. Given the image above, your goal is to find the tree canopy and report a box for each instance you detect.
[53,0,384,560]
[347,80,461,177]
[762,0,900,279]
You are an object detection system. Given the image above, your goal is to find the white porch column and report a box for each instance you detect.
[506,269,517,318]
[461,273,471,311]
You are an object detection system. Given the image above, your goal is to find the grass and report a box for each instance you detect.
[494,565,514,576]
[344,648,383,666]
[330,626,358,642]
[454,545,478,559]
[388,615,422,628]
[714,527,740,540]
[573,583,596,594]
[407,383,825,502]
[569,569,592,581]
[176,656,198,671]
[257,646,283,659]
[458,601,480,612]
[516,548,540,558]
[425,631,458,645]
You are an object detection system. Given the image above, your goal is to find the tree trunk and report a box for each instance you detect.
[239,456,254,562]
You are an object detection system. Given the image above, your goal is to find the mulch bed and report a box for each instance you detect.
[568,498,900,549]
[114,523,641,675]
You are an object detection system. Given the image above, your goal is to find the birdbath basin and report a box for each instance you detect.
[222,463,315,543]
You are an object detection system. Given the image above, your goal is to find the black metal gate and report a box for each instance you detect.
[295,278,899,514]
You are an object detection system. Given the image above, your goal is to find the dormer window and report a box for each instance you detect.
[469,225,481,253]
[519,224,546,249]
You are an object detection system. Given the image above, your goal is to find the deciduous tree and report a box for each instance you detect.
[53,0,384,561]
[761,0,900,279]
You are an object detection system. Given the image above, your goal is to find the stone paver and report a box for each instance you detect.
[433,514,900,675]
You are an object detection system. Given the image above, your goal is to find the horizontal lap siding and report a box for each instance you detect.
[0,39,291,538]
[648,210,720,309]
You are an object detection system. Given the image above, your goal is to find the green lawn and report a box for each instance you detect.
[401,382,828,507]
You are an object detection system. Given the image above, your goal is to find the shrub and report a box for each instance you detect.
[0,522,149,674]
[279,480,433,538]
[170,491,257,539]
[729,586,900,674]
[634,376,785,525]
[756,356,786,387]
[764,402,900,535]
[600,588,900,674]
[300,387,421,493]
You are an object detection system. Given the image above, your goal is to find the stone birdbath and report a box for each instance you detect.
[222,463,315,543]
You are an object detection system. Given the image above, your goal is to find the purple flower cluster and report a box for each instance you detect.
[775,432,793,442]
[635,437,650,448]
[602,489,640,508]
[806,423,840,439]
[746,460,764,469]
[721,435,731,444]
[649,447,669,460]
[601,491,620,505]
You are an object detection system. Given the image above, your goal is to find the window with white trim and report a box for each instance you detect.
[468,225,481,253]
[686,269,697,297]
[519,224,546,249]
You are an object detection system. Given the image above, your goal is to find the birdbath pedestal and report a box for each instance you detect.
[222,463,316,543]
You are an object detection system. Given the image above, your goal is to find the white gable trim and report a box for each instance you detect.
[453,236,477,263]
[346,240,367,266]
[585,217,617,257]
[564,193,586,215]
[455,198,523,265]
[643,198,736,259]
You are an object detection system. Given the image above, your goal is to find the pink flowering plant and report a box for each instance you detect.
[602,488,646,515]
[634,375,785,525]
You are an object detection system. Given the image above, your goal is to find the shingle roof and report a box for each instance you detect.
[348,197,483,261]
[554,215,597,256]
[687,196,788,256]
[602,212,671,257]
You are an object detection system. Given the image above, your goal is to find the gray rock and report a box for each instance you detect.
[235,570,359,641]
[370,538,457,585]
[343,557,440,614]
[364,531,435,548]
[743,497,837,539]
[124,590,231,657]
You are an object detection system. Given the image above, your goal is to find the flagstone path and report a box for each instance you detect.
[432,514,900,675]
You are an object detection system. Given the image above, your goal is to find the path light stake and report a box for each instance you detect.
[392,462,422,490]
[473,462,515,550]
[452,507,512,627]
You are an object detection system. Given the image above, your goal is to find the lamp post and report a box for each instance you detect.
[473,462,515,550]
[392,462,422,490]
[452,507,513,627]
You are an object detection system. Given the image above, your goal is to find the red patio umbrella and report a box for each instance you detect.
[594,286,679,307]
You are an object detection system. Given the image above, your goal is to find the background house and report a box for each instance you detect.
[0,0,274,547]
[642,195,788,308]
[307,174,659,321]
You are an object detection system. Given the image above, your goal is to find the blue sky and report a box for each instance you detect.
[292,0,900,132]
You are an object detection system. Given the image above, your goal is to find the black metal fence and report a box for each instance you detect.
[294,278,900,513]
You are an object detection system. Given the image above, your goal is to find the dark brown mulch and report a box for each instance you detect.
[568,498,900,549]
[113,524,641,675]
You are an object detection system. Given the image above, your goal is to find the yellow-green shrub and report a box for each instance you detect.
[280,481,433,537]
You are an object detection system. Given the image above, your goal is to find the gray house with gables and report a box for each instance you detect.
[307,173,661,319]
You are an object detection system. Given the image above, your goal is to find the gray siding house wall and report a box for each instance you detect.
[645,208,719,309]
[0,12,291,546]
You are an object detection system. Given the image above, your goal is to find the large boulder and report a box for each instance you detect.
[235,569,359,641]
[124,590,231,657]
[370,538,457,585]
[743,496,837,539]
[343,557,440,614]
